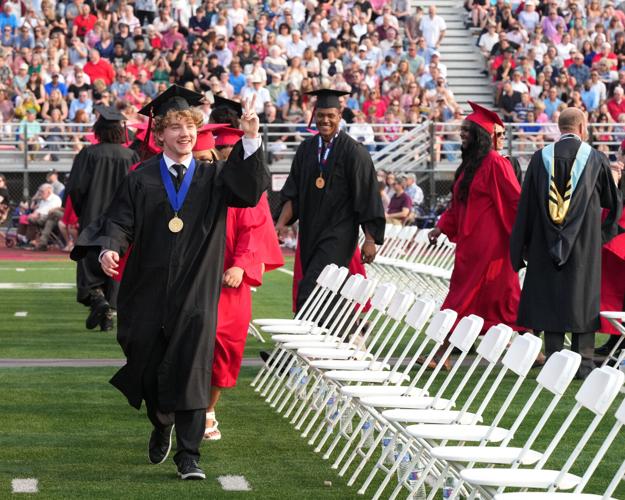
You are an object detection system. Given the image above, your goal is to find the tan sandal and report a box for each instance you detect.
[203,411,221,441]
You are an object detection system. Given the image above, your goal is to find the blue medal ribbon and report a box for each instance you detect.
[159,156,197,215]
[317,133,338,176]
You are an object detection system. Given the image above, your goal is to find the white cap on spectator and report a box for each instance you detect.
[19,62,28,70]
[358,44,367,51]
[292,29,301,36]
[432,50,440,57]
[251,75,263,84]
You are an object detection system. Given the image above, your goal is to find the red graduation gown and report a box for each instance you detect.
[600,208,625,335]
[212,193,284,387]
[437,150,522,332]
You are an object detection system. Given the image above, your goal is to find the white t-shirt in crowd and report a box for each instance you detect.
[419,15,446,48]
[34,194,62,216]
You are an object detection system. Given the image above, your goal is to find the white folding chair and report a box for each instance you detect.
[461,366,625,498]
[400,350,582,500]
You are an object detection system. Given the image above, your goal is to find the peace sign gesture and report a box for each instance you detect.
[240,94,260,139]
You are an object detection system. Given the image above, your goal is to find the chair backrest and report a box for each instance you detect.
[339,273,364,299]
[353,278,377,305]
[369,283,397,312]
[316,264,338,286]
[424,309,458,343]
[329,267,351,293]
[537,350,582,395]
[448,315,484,352]
[476,324,514,364]
[386,291,416,321]
[501,333,543,376]
[576,366,625,415]
[403,299,435,329]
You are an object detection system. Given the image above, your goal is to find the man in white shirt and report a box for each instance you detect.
[303,22,322,50]
[419,5,446,49]
[240,75,272,114]
[285,30,307,60]
[16,183,62,248]
[282,0,306,26]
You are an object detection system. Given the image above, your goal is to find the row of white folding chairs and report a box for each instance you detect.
[369,226,455,307]
[250,265,625,499]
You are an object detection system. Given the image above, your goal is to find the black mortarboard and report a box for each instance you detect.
[94,104,125,121]
[212,94,243,118]
[306,88,350,109]
[138,84,205,118]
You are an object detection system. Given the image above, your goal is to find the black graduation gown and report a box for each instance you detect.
[71,141,269,412]
[66,143,139,307]
[281,130,385,311]
[510,137,622,332]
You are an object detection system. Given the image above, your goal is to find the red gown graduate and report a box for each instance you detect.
[210,127,284,387]
[213,193,284,387]
[436,103,522,332]
[600,204,625,334]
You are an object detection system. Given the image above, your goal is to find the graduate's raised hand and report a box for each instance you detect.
[428,227,441,246]
[101,250,120,277]
[240,94,259,138]
[223,266,244,288]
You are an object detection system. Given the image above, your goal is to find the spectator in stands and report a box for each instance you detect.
[69,89,93,121]
[386,175,412,225]
[83,48,114,86]
[46,169,65,196]
[404,173,424,205]
[499,80,522,122]
[44,73,68,97]
[607,86,625,121]
[18,109,42,159]
[16,183,62,248]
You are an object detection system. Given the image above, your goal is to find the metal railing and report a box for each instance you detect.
[1,120,622,199]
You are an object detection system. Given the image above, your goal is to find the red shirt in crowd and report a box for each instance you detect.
[74,13,97,37]
[83,58,115,86]
[607,96,625,120]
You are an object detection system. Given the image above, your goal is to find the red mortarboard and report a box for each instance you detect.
[84,133,99,145]
[214,126,245,147]
[193,123,228,152]
[466,101,504,134]
[128,122,161,154]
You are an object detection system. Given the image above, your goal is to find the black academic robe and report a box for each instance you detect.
[66,143,139,307]
[71,142,269,412]
[281,130,385,311]
[510,137,622,332]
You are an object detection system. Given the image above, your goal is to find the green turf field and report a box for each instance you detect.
[1,259,624,499]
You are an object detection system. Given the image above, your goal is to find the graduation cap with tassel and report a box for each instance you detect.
[304,88,350,129]
[93,103,131,145]
[137,85,206,159]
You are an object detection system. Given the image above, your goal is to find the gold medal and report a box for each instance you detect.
[168,216,184,233]
[315,176,325,189]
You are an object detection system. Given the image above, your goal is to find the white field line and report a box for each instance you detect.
[217,475,251,491]
[11,478,38,493]
[14,312,28,317]
[277,268,294,276]
[0,283,74,289]
[0,267,70,271]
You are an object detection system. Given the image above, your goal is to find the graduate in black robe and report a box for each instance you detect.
[66,105,139,331]
[510,108,622,378]
[71,86,269,480]
[276,89,385,311]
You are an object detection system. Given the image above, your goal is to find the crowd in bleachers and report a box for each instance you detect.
[0,0,466,156]
[472,0,625,150]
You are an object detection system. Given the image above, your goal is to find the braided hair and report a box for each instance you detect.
[452,120,493,203]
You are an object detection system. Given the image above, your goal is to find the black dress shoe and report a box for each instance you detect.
[86,288,110,330]
[176,459,206,480]
[148,425,174,465]
[595,335,620,356]
[575,363,594,380]
[100,309,115,332]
